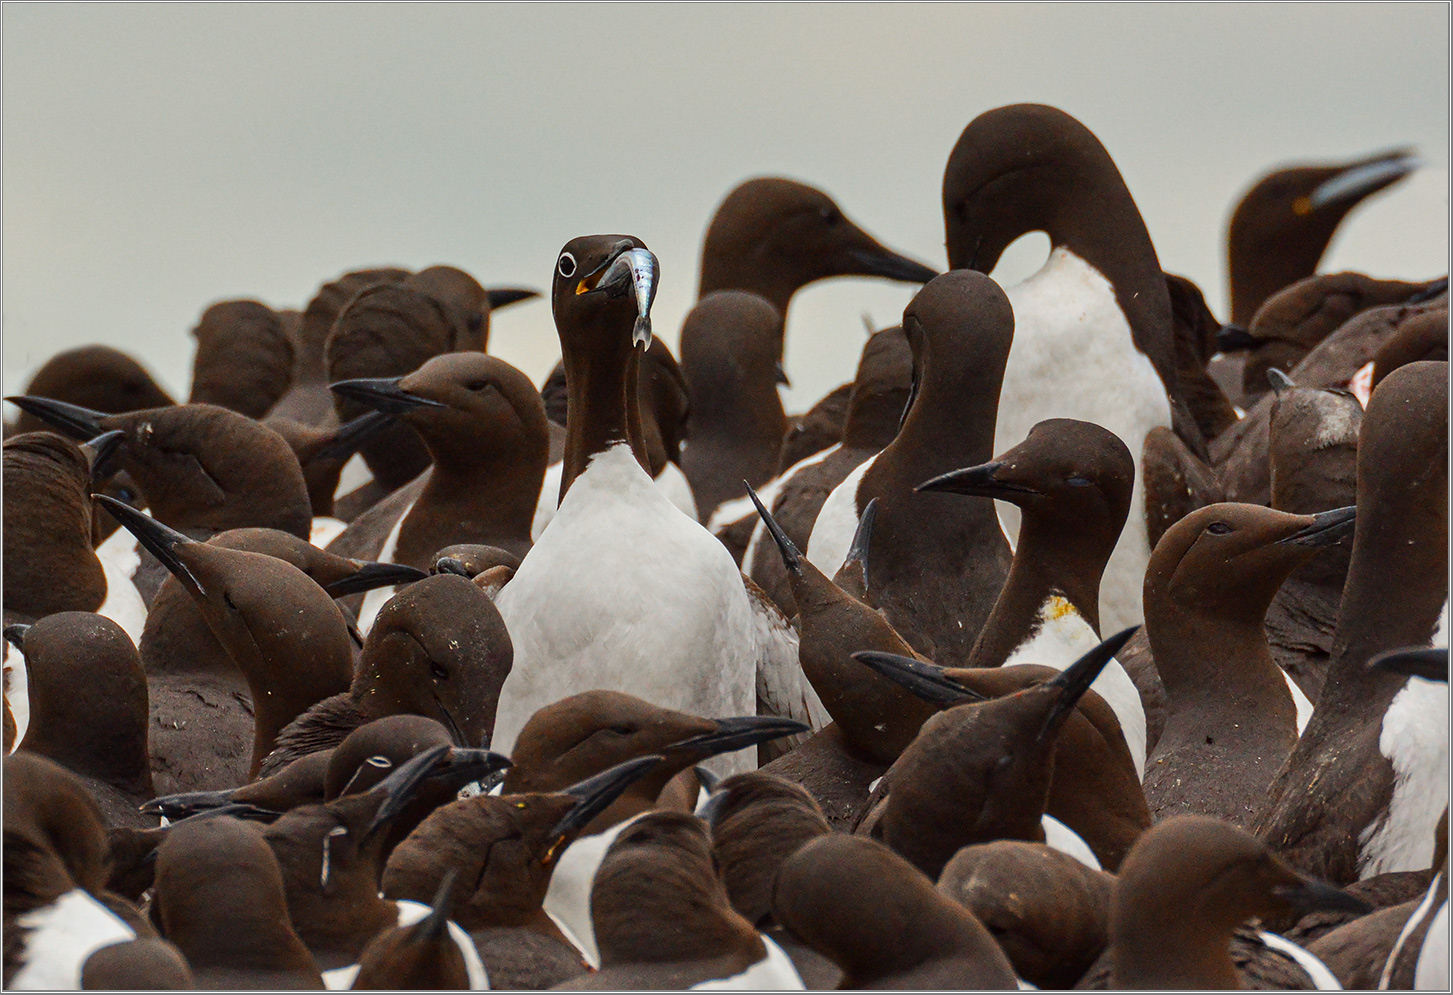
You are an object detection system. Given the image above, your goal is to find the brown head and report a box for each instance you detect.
[96,497,354,776]
[699,176,935,330]
[771,834,1017,989]
[502,690,804,834]
[841,324,913,451]
[12,612,152,798]
[1371,306,1449,389]
[188,299,295,419]
[4,753,113,912]
[592,810,760,966]
[153,814,322,987]
[1110,814,1369,989]
[350,874,469,990]
[352,574,513,749]
[1226,150,1419,325]
[80,938,196,991]
[405,264,491,351]
[552,235,660,495]
[14,345,174,434]
[382,755,662,931]
[293,266,412,383]
[2,431,111,617]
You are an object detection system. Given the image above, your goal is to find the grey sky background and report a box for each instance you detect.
[4,3,1449,412]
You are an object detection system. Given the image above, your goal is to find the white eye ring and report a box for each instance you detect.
[558,252,577,278]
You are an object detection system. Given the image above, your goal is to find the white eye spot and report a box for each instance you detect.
[366,756,392,769]
[558,252,577,278]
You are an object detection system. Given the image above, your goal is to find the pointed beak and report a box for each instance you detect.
[1307,150,1419,212]
[329,377,445,416]
[1267,368,1297,395]
[3,624,31,652]
[139,789,238,821]
[588,246,659,349]
[309,410,394,465]
[365,744,453,838]
[1273,878,1373,916]
[851,650,984,706]
[407,869,459,944]
[323,561,428,598]
[92,495,206,598]
[841,497,879,579]
[485,287,542,311]
[4,395,109,440]
[843,246,939,285]
[668,715,809,758]
[429,747,513,789]
[774,361,791,387]
[1278,506,1357,547]
[80,430,126,482]
[543,755,666,857]
[1370,646,1449,683]
[1035,626,1139,744]
[916,461,1040,499]
[746,482,800,575]
[1215,324,1260,353]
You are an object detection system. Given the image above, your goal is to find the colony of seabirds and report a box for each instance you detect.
[3,102,1449,991]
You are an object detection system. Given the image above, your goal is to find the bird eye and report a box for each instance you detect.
[608,725,633,736]
[557,253,577,278]
[466,380,489,392]
[1207,522,1232,535]
[1066,476,1092,487]
[431,662,449,682]
[466,312,484,332]
[819,206,840,226]
[224,592,238,611]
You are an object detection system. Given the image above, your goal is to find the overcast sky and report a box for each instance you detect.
[4,4,1448,410]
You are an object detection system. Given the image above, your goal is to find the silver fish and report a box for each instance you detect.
[598,246,659,348]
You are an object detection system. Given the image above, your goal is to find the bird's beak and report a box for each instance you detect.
[4,396,109,439]
[1278,506,1357,547]
[1306,149,1420,212]
[329,377,445,416]
[92,495,206,598]
[323,562,428,598]
[581,245,660,349]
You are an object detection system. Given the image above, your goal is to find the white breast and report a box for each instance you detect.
[721,442,841,576]
[1380,872,1444,989]
[494,445,757,773]
[690,935,806,990]
[1414,901,1448,991]
[999,248,1172,632]
[8,888,136,990]
[1041,814,1101,871]
[804,454,876,578]
[1002,597,1147,778]
[1359,674,1450,878]
[6,640,30,752]
[542,813,646,969]
[354,494,418,637]
[321,900,490,990]
[533,456,700,543]
[308,516,349,549]
[334,453,374,499]
[94,526,147,644]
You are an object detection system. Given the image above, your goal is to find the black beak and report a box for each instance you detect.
[1035,626,1138,744]
[1215,325,1260,353]
[80,430,126,482]
[1308,149,1419,211]
[841,498,878,578]
[179,801,283,825]
[92,495,206,597]
[1267,368,1297,395]
[1273,878,1373,916]
[485,287,542,311]
[1278,506,1357,547]
[1406,277,1448,305]
[323,561,428,598]
[139,789,238,821]
[3,624,31,652]
[427,748,513,792]
[669,716,809,758]
[330,377,445,416]
[746,483,800,576]
[773,361,791,387]
[916,460,1040,499]
[309,410,394,465]
[845,247,939,285]
[1370,646,1449,683]
[365,744,453,838]
[4,395,109,439]
[545,755,666,850]
[692,764,722,795]
[850,650,983,706]
[408,869,459,944]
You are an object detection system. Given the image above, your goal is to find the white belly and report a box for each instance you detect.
[1002,598,1147,778]
[999,248,1171,632]
[495,445,756,773]
[1358,675,1450,878]
[691,936,806,990]
[1414,901,1448,991]
[9,889,135,990]
[6,640,30,751]
[355,495,418,636]
[804,454,876,577]
[320,900,489,990]
[94,526,147,644]
[541,812,646,969]
[723,442,840,576]
[1041,814,1100,871]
